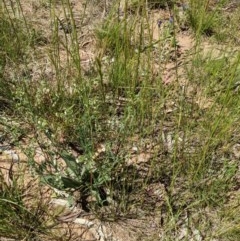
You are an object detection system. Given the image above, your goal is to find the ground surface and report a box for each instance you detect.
[1,0,240,241]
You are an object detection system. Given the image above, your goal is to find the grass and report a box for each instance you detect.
[0,167,56,240]
[0,0,240,240]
